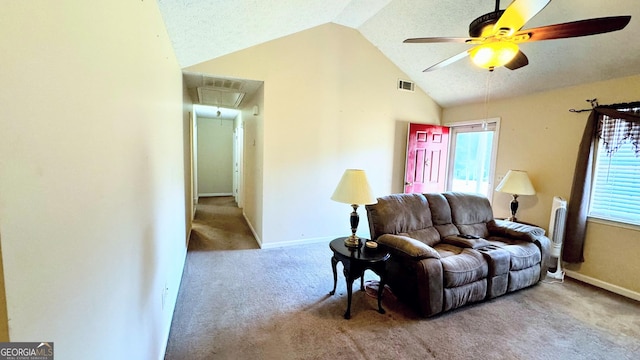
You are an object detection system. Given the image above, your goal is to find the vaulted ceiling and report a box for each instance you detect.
[158,0,640,108]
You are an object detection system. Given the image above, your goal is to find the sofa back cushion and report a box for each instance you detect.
[424,193,460,238]
[366,193,439,245]
[442,192,494,237]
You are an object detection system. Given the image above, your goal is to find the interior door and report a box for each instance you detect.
[404,123,449,194]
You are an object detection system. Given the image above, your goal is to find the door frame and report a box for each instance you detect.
[191,109,244,206]
[192,111,198,212]
[233,116,244,207]
[444,118,500,202]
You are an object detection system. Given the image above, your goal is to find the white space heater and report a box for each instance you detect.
[547,196,567,280]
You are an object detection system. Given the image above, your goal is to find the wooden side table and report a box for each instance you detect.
[329,237,390,319]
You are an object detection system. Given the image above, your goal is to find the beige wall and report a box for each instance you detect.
[443,74,640,296]
[238,85,265,242]
[188,23,442,246]
[0,1,187,358]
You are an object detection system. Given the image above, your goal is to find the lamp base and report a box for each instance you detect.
[344,204,361,248]
[509,194,519,222]
[344,235,361,248]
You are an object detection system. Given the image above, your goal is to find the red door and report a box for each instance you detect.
[404,123,449,194]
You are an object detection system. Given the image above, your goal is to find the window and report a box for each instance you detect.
[588,111,640,226]
[446,119,499,200]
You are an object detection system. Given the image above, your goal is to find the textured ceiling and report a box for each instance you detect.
[159,0,640,108]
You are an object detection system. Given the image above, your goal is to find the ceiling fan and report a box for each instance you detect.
[404,0,631,72]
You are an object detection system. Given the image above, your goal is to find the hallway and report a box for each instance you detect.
[187,196,258,251]
[165,196,260,358]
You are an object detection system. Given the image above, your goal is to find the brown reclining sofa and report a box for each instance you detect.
[366,192,550,317]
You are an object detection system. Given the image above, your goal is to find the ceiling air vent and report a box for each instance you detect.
[197,87,245,108]
[398,79,415,92]
[202,77,243,91]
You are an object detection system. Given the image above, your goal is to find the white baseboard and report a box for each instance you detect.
[199,193,233,197]
[259,236,335,249]
[564,270,640,302]
[242,211,262,246]
[240,211,342,249]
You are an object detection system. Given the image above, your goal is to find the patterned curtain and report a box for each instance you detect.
[563,104,640,263]
[598,108,640,156]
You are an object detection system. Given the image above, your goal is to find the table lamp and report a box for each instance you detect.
[495,169,536,221]
[331,169,377,248]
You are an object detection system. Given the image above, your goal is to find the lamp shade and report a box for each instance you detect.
[331,169,377,205]
[496,170,536,195]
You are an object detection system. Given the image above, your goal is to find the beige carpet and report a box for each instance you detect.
[165,197,640,359]
[188,196,259,251]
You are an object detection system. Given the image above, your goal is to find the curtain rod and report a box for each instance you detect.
[569,98,599,113]
[569,99,640,113]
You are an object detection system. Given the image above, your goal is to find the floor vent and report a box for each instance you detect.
[398,79,415,92]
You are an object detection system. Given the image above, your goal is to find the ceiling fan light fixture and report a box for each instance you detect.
[470,42,519,69]
[479,24,496,37]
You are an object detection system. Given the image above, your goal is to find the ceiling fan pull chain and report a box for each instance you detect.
[483,70,494,130]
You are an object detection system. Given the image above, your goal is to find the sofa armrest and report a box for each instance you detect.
[378,234,441,260]
[487,219,545,242]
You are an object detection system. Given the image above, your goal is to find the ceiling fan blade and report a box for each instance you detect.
[504,50,529,70]
[514,16,632,42]
[404,37,480,44]
[494,0,551,34]
[423,50,470,72]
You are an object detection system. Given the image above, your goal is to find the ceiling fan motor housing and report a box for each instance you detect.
[469,10,505,37]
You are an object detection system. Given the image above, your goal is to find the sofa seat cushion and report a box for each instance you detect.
[434,243,463,257]
[438,248,488,288]
[487,238,541,271]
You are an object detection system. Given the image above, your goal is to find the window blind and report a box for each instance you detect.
[589,140,640,225]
